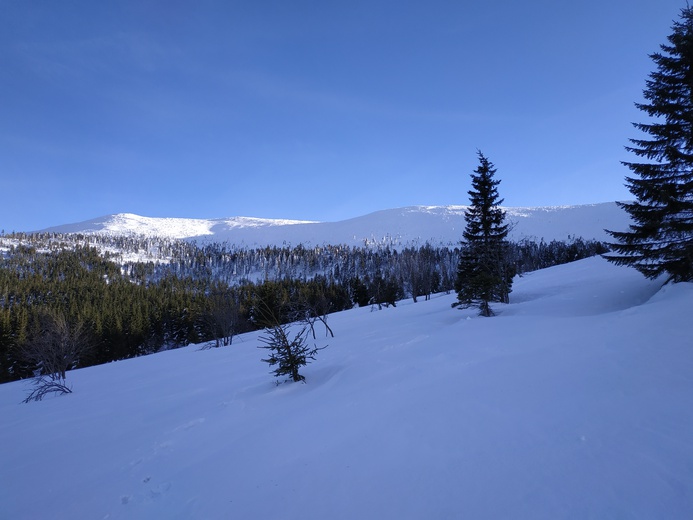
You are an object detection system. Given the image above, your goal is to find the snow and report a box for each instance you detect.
[1,257,692,519]
[39,202,632,246]
[37,213,317,240]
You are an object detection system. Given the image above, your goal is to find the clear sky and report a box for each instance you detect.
[0,0,685,231]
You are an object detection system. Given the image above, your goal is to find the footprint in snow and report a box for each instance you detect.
[148,482,172,500]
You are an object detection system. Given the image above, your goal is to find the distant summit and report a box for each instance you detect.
[42,213,316,241]
[41,203,630,247]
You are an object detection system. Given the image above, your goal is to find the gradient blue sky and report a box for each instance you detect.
[0,0,685,231]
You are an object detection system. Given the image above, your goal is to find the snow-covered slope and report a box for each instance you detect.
[41,202,631,246]
[1,257,692,520]
[42,213,317,241]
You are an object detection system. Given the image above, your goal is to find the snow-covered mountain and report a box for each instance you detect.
[41,202,630,246]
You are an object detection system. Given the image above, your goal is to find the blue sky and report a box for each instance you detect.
[0,0,684,231]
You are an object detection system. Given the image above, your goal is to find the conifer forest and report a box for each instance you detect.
[0,231,606,383]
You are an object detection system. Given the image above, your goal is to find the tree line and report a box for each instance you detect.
[0,235,606,383]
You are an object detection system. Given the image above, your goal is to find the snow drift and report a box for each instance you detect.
[1,256,691,519]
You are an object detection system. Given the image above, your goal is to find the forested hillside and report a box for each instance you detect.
[0,232,606,383]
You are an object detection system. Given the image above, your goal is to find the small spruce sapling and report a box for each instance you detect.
[258,322,324,383]
[254,299,325,383]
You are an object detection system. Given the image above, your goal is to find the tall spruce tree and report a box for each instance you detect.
[606,5,693,282]
[454,151,514,316]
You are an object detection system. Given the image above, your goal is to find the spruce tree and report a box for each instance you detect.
[454,151,514,316]
[606,6,693,282]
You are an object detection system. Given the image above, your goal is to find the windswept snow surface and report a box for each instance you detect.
[40,202,630,246]
[1,257,692,519]
[40,213,316,240]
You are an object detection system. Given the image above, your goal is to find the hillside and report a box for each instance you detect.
[40,202,630,246]
[1,257,691,519]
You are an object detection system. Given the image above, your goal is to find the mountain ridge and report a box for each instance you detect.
[40,202,630,247]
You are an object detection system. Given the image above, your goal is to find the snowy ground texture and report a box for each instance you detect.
[1,257,692,520]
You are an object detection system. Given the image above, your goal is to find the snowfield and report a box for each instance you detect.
[1,256,692,519]
[40,202,631,246]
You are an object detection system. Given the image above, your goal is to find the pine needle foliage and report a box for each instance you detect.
[606,5,693,282]
[254,300,324,383]
[258,323,322,383]
[454,151,514,316]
